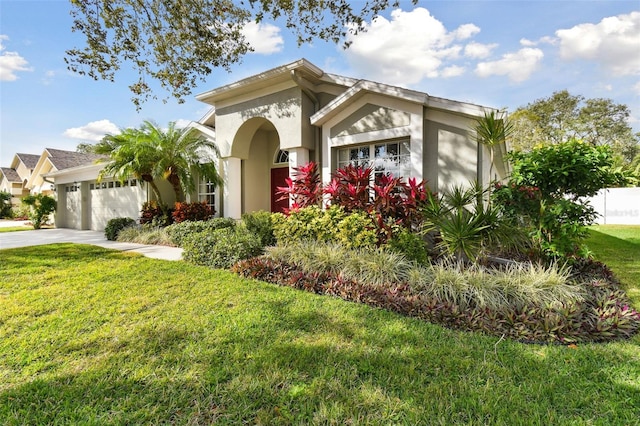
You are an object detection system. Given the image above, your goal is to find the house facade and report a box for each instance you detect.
[2,59,508,230]
[188,59,507,219]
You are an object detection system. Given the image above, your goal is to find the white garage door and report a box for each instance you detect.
[64,185,81,229]
[89,179,147,231]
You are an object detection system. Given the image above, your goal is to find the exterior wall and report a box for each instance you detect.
[330,105,411,138]
[215,86,310,158]
[319,94,424,187]
[14,162,32,182]
[589,187,640,225]
[424,110,479,191]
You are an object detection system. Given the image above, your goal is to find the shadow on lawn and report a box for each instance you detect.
[1,246,639,424]
[2,299,638,424]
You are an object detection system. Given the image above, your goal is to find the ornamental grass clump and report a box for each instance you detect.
[340,248,412,287]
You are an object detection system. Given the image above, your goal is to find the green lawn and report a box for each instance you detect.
[587,225,640,306]
[0,226,32,233]
[1,242,639,424]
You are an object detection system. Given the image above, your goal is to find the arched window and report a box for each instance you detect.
[275,150,289,164]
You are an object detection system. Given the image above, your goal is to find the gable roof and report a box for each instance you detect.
[14,153,40,169]
[0,167,21,182]
[44,148,105,170]
[310,78,491,126]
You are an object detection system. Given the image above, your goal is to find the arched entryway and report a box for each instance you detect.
[230,118,289,214]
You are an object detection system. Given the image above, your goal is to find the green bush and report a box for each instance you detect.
[21,194,56,229]
[0,191,13,218]
[242,210,276,247]
[182,226,263,269]
[104,217,137,241]
[335,210,378,249]
[388,227,429,264]
[165,217,236,247]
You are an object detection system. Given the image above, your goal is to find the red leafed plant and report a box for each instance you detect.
[172,201,214,223]
[324,164,372,212]
[276,162,322,213]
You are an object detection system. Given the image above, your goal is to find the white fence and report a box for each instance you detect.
[588,187,640,225]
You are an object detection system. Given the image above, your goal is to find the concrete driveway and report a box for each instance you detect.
[0,223,183,261]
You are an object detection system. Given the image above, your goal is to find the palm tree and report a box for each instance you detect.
[95,120,222,207]
[147,121,223,203]
[473,110,513,182]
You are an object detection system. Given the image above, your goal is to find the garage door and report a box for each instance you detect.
[64,185,81,229]
[89,179,147,231]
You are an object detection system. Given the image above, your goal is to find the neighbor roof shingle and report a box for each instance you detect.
[45,148,106,170]
[15,153,40,169]
[0,167,21,182]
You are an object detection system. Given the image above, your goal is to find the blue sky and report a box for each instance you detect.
[1,0,639,167]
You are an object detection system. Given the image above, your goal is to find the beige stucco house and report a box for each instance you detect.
[3,59,508,230]
[187,58,507,219]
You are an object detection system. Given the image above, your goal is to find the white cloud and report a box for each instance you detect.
[633,81,640,96]
[556,11,640,76]
[241,21,284,55]
[464,42,497,59]
[0,35,33,81]
[520,36,556,47]
[343,8,479,85]
[174,119,192,129]
[441,65,465,78]
[63,120,119,141]
[475,48,544,82]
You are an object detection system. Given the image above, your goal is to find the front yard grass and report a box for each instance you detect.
[587,225,640,306]
[1,243,638,424]
[0,226,33,233]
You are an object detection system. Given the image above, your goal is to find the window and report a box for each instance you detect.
[337,140,411,181]
[198,177,216,211]
[275,149,289,164]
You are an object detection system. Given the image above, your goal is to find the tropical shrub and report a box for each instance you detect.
[21,194,56,229]
[104,217,136,240]
[165,217,236,247]
[422,182,525,263]
[182,226,262,269]
[172,201,214,223]
[276,162,322,211]
[387,227,429,264]
[241,210,276,247]
[272,205,341,244]
[139,200,172,226]
[335,210,378,249]
[0,191,12,218]
[496,139,627,260]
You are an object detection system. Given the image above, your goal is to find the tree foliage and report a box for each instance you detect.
[494,139,628,259]
[22,194,57,229]
[66,0,411,108]
[510,90,639,168]
[93,121,223,207]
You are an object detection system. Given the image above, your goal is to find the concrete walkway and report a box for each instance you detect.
[0,222,183,261]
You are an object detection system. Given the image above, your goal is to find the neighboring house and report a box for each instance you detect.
[187,58,507,218]
[0,167,23,207]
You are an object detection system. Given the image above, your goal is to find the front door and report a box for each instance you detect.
[270,167,289,213]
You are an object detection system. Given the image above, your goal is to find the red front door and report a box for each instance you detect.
[271,167,289,213]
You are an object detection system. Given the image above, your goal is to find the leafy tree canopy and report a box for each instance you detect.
[508,139,628,199]
[66,0,412,108]
[509,90,639,167]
